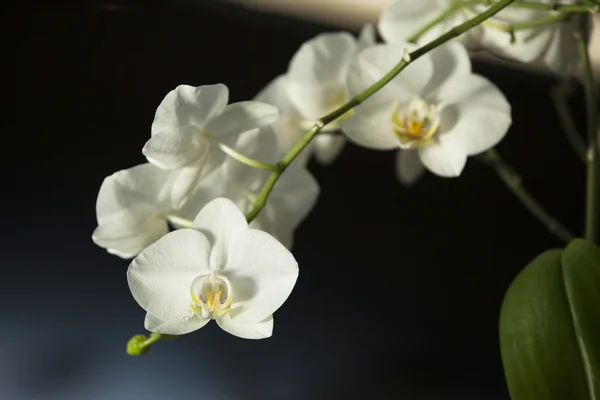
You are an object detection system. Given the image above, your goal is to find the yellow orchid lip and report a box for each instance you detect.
[390,98,440,148]
[190,274,233,319]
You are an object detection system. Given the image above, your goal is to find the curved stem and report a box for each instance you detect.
[165,214,194,228]
[508,1,596,12]
[144,333,164,347]
[245,0,518,223]
[507,12,571,32]
[203,134,280,173]
[126,332,170,356]
[482,149,575,243]
[551,83,586,163]
[407,0,483,43]
[406,0,591,44]
[577,25,599,244]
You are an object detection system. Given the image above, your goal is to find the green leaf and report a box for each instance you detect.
[562,239,600,399]
[500,240,600,400]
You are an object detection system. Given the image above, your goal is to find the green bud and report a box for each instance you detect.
[126,334,149,356]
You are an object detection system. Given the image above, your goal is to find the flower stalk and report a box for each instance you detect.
[126,333,168,356]
[245,0,519,223]
[481,148,575,243]
[165,214,194,228]
[551,82,586,163]
[203,134,280,173]
[577,24,599,244]
[406,0,591,44]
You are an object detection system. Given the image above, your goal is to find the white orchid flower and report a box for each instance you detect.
[143,84,279,206]
[256,25,376,166]
[127,198,299,339]
[92,163,188,259]
[379,0,578,74]
[179,127,319,249]
[343,41,511,184]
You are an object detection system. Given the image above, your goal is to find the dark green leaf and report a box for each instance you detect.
[562,239,600,399]
[499,246,595,400]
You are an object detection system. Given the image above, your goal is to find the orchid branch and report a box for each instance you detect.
[506,1,597,13]
[203,134,280,173]
[551,82,587,163]
[126,332,172,356]
[406,0,591,44]
[407,0,483,43]
[244,0,518,223]
[576,23,599,244]
[481,148,575,243]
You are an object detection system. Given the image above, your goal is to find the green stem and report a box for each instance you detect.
[406,0,591,44]
[577,26,599,244]
[407,0,483,43]
[244,0,518,223]
[575,0,600,10]
[203,134,280,173]
[126,332,170,356]
[507,12,571,32]
[165,214,194,228]
[508,1,596,12]
[144,333,164,346]
[482,149,575,243]
[551,82,586,163]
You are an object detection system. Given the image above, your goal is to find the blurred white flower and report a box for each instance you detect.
[143,84,279,206]
[256,25,376,166]
[343,41,511,183]
[127,198,299,339]
[179,127,319,249]
[378,0,578,74]
[92,163,187,259]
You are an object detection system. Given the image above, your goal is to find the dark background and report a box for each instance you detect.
[8,1,587,399]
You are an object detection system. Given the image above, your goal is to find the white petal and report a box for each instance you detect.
[255,75,292,109]
[142,129,208,170]
[542,22,578,74]
[127,229,212,321]
[342,100,398,150]
[96,163,173,217]
[286,32,357,119]
[251,214,294,250]
[93,212,168,259]
[254,75,307,155]
[395,150,426,186]
[216,314,273,339]
[313,133,346,165]
[169,165,203,210]
[222,127,278,186]
[418,134,467,177]
[288,32,356,87]
[151,84,228,136]
[93,164,174,258]
[192,198,248,270]
[378,0,446,44]
[480,23,553,64]
[169,150,225,209]
[204,102,279,139]
[226,229,298,324]
[435,74,511,156]
[144,313,210,335]
[351,43,433,100]
[358,24,376,49]
[423,41,472,96]
[270,165,320,229]
[286,83,347,121]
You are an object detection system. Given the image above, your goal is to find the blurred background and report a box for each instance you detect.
[9,1,593,399]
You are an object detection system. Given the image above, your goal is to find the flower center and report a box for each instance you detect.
[190,274,233,320]
[391,98,440,148]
